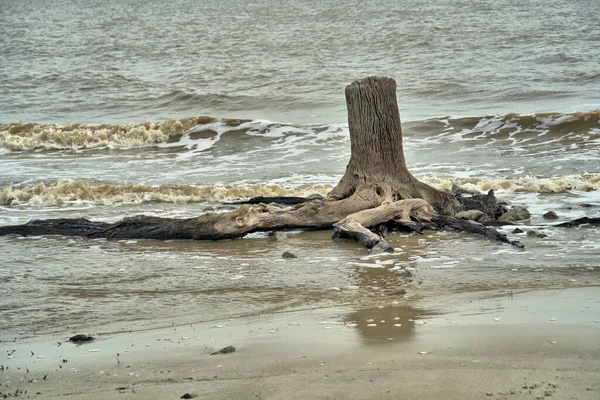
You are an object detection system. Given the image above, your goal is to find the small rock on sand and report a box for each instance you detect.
[498,206,531,222]
[69,334,94,343]
[527,230,547,238]
[543,211,559,219]
[282,251,297,259]
[210,346,236,355]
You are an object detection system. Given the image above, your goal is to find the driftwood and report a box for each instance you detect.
[554,217,600,228]
[437,217,524,248]
[333,219,395,254]
[225,196,323,205]
[0,77,593,253]
[0,218,110,237]
[332,199,436,253]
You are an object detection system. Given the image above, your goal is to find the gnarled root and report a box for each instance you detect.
[436,216,524,248]
[333,219,394,254]
[332,199,436,253]
[554,217,600,228]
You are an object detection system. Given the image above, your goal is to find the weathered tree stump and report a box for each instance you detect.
[327,77,458,215]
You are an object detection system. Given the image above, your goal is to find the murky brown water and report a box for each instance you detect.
[2,222,598,342]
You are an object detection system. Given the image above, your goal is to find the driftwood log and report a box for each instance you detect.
[0,77,596,252]
[225,196,323,205]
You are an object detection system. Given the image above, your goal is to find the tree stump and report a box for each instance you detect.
[327,77,458,214]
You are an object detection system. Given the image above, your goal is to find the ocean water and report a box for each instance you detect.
[0,0,599,341]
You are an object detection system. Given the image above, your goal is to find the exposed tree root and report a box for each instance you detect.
[333,219,394,254]
[225,195,323,205]
[332,199,436,254]
[554,217,600,228]
[455,189,504,221]
[0,218,110,237]
[436,217,524,248]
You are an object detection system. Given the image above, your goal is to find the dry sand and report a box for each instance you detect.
[2,287,598,400]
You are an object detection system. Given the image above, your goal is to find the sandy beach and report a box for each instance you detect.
[2,287,598,400]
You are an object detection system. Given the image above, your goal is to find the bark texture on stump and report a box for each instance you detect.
[327,77,458,214]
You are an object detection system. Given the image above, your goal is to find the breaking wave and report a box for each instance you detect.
[427,174,600,194]
[0,181,332,206]
[0,116,217,151]
[404,110,600,143]
[2,174,598,207]
[2,110,598,152]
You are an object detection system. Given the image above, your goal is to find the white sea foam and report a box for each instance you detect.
[0,174,598,208]
[0,119,198,151]
[0,180,332,206]
[424,174,600,193]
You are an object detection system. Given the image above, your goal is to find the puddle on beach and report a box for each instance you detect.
[343,305,433,344]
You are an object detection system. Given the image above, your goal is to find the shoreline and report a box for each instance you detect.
[2,287,598,399]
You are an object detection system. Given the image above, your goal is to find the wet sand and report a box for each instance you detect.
[2,288,599,400]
